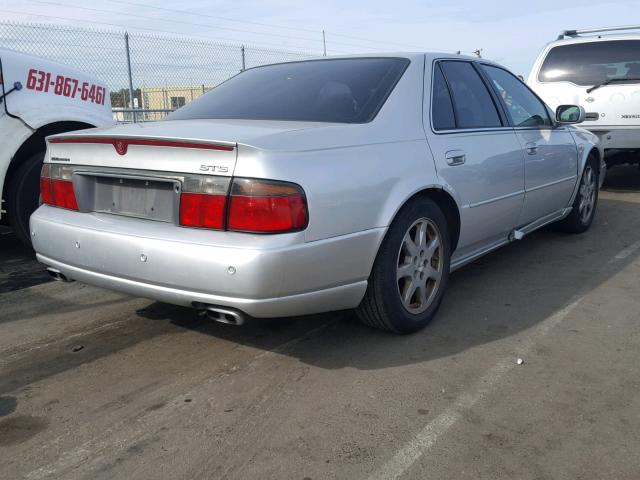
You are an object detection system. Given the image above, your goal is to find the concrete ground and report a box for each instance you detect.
[1,166,639,480]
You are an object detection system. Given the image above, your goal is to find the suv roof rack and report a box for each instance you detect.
[558,25,640,39]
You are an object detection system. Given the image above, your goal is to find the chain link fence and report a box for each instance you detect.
[0,20,316,122]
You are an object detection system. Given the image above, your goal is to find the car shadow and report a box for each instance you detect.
[0,230,51,294]
[602,164,640,192]
[137,192,640,371]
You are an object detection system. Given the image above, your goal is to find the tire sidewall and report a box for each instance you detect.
[6,151,45,245]
[575,156,599,229]
[373,198,451,333]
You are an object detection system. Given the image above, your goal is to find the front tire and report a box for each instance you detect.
[557,155,599,234]
[356,197,451,334]
[6,151,45,246]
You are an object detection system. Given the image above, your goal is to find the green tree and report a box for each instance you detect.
[110,88,141,108]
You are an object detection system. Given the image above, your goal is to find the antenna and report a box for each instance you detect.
[322,30,327,56]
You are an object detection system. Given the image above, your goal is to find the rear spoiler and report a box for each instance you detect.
[558,24,640,39]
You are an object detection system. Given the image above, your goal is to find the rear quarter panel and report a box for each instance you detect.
[235,139,438,242]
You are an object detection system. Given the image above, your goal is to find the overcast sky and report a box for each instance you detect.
[2,0,639,75]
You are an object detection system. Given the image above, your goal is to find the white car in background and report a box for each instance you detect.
[528,25,640,169]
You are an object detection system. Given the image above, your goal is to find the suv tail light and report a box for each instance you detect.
[40,164,79,211]
[179,176,307,233]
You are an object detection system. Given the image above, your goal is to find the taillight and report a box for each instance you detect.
[40,163,79,211]
[179,175,230,229]
[228,178,307,233]
[40,164,54,205]
[178,176,307,233]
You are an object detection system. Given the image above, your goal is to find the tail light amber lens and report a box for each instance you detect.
[40,163,79,211]
[227,178,307,233]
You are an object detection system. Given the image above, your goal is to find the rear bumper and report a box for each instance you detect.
[30,206,384,318]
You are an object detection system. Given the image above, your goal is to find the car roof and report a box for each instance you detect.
[257,52,498,67]
[546,32,640,48]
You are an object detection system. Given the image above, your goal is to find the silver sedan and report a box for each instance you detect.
[31,53,602,333]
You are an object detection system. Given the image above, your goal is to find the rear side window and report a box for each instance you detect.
[439,61,502,129]
[538,40,640,86]
[432,63,456,130]
[167,58,410,124]
[482,65,552,127]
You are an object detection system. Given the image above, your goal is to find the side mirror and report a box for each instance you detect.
[556,104,586,124]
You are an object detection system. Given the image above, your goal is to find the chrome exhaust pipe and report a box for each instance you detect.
[204,306,245,326]
[46,268,74,283]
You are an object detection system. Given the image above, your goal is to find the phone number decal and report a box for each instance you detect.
[26,69,107,105]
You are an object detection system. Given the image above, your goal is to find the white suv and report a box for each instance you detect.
[528,26,640,168]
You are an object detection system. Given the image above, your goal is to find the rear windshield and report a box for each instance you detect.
[538,40,640,86]
[167,58,409,123]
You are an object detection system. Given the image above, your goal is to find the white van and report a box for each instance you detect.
[528,26,640,168]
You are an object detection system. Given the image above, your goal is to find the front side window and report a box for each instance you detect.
[167,58,409,123]
[538,40,640,86]
[483,65,552,128]
[439,61,502,129]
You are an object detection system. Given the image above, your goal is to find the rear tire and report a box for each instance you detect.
[556,155,599,234]
[356,197,451,334]
[6,151,45,246]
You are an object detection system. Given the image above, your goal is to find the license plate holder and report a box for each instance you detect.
[90,176,177,222]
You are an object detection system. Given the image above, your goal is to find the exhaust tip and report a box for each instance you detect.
[46,268,74,283]
[195,304,245,326]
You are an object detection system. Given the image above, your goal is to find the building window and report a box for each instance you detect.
[170,96,186,109]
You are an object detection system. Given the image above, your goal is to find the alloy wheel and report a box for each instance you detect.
[578,165,596,224]
[396,218,444,314]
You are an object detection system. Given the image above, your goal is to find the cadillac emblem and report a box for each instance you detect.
[113,140,128,155]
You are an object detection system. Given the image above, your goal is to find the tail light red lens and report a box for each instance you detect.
[40,164,79,211]
[179,193,226,229]
[179,175,230,229]
[227,178,307,233]
[39,169,54,205]
[51,180,79,210]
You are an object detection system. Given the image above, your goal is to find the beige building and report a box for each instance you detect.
[141,85,213,111]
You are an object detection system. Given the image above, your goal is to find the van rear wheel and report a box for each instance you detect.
[6,151,44,246]
[356,197,451,334]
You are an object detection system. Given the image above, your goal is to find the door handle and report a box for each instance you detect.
[445,150,466,166]
[525,142,538,155]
